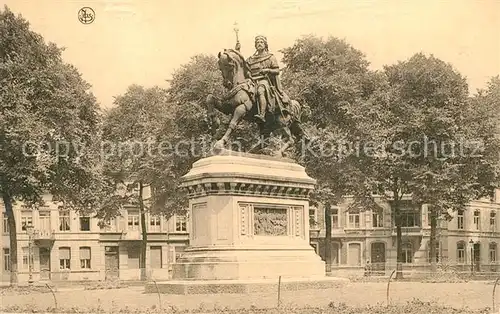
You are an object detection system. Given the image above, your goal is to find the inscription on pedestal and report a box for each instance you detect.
[253,207,288,236]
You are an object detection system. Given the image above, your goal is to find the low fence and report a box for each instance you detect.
[331,261,500,278]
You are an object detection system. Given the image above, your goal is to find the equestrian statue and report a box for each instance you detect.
[206,27,310,156]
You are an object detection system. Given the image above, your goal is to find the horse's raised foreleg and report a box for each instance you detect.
[214,103,247,149]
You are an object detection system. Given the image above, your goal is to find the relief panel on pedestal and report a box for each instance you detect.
[253,206,288,236]
[238,203,305,237]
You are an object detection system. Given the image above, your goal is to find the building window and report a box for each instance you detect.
[427,241,440,263]
[3,248,10,271]
[20,211,33,231]
[474,210,480,230]
[490,212,496,231]
[457,241,466,264]
[127,210,140,230]
[489,243,497,263]
[39,211,51,232]
[457,210,464,230]
[400,211,420,227]
[331,207,339,229]
[348,213,360,228]
[2,214,9,234]
[150,246,162,269]
[79,247,91,269]
[79,217,90,231]
[401,242,413,263]
[59,209,70,231]
[127,246,140,269]
[59,247,71,269]
[101,218,117,232]
[175,215,187,232]
[149,216,161,232]
[373,211,383,228]
[21,247,33,269]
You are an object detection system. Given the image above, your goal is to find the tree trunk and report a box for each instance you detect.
[429,206,438,272]
[393,186,403,280]
[2,193,18,286]
[324,202,332,273]
[139,182,148,281]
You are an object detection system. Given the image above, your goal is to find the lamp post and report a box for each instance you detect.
[469,239,474,275]
[26,225,34,284]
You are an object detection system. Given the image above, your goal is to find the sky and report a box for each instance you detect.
[3,0,499,109]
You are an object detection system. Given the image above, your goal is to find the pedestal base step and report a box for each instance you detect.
[145,277,349,295]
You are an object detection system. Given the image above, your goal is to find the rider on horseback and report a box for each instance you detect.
[242,35,290,123]
[207,33,308,154]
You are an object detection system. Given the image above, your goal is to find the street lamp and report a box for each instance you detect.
[26,225,34,284]
[469,239,474,275]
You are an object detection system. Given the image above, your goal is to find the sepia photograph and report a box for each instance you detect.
[0,1,499,313]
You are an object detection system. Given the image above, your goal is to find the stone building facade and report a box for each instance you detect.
[1,194,189,283]
[309,189,500,276]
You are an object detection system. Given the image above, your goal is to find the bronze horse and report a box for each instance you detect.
[206,49,310,155]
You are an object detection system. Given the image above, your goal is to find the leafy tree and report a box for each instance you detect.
[280,35,388,270]
[0,6,104,284]
[281,37,500,279]
[378,55,499,274]
[102,84,189,280]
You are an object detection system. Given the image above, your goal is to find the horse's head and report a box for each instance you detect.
[217,50,234,89]
[217,49,249,90]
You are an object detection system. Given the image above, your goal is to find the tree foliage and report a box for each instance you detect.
[280,36,500,276]
[280,35,386,205]
[0,6,105,284]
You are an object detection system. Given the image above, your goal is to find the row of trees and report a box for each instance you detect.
[283,37,500,276]
[1,6,499,283]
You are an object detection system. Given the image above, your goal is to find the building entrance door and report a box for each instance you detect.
[371,242,386,275]
[39,247,51,280]
[105,246,119,280]
[473,243,481,272]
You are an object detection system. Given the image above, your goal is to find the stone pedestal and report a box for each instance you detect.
[145,150,345,294]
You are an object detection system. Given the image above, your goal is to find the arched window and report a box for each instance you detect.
[457,210,464,230]
[489,243,497,263]
[401,242,413,263]
[457,241,466,264]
